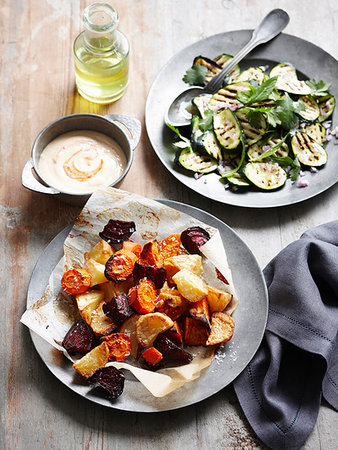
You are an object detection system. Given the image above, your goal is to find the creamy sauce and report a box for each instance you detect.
[38,131,127,193]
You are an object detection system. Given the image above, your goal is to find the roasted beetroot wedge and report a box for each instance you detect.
[88,366,125,399]
[62,318,95,354]
[133,262,167,289]
[103,294,134,325]
[99,219,136,245]
[153,334,193,362]
[181,226,210,254]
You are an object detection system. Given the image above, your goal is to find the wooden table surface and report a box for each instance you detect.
[1,0,337,448]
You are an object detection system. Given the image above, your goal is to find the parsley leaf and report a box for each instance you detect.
[236,77,278,105]
[269,154,301,181]
[306,79,332,97]
[289,157,301,181]
[182,65,209,86]
[198,109,214,132]
[245,109,266,129]
[252,134,289,161]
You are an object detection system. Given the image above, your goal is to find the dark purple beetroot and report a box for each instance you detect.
[181,226,210,254]
[99,220,136,245]
[88,366,125,399]
[62,319,95,354]
[103,294,133,325]
[133,262,166,289]
[153,335,193,362]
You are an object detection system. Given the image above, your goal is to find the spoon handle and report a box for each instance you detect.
[205,9,290,94]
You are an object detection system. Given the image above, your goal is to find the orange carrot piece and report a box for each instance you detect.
[142,347,163,365]
[103,332,132,361]
[128,279,157,314]
[122,241,142,258]
[61,269,91,295]
[189,297,211,328]
[139,240,162,267]
[105,250,137,282]
[159,234,181,260]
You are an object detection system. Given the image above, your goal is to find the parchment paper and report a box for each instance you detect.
[21,187,238,397]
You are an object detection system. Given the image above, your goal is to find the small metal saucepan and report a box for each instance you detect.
[22,113,141,205]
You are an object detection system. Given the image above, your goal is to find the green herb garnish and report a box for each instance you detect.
[183,65,209,86]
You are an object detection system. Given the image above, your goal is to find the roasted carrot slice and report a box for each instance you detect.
[139,240,162,267]
[128,279,157,314]
[159,234,181,260]
[61,269,91,295]
[103,332,132,361]
[122,241,142,258]
[105,250,137,282]
[142,347,163,365]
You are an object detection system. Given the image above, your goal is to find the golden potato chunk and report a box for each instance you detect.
[164,255,203,286]
[207,286,233,313]
[90,301,116,336]
[136,312,174,347]
[85,240,114,265]
[118,314,140,359]
[172,269,208,302]
[72,342,109,378]
[206,312,235,346]
[82,258,108,286]
[76,289,104,315]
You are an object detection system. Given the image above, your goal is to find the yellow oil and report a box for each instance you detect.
[74,32,129,104]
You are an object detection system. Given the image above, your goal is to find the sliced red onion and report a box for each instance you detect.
[297,179,309,188]
[310,167,319,174]
[194,172,204,180]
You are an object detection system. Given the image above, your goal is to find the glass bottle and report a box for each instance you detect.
[73,3,129,104]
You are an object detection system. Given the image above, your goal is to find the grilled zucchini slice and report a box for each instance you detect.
[192,94,212,118]
[213,108,241,150]
[247,137,289,161]
[235,67,266,84]
[270,63,311,95]
[235,107,267,146]
[175,148,218,173]
[227,173,250,188]
[291,132,327,167]
[302,122,326,144]
[298,96,320,121]
[193,56,222,83]
[191,115,203,149]
[209,82,251,110]
[214,54,241,83]
[317,94,335,122]
[196,131,223,160]
[243,162,287,190]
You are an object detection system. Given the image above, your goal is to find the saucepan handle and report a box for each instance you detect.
[21,159,60,195]
[105,114,141,151]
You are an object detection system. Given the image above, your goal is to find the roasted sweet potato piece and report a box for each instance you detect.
[189,297,210,328]
[122,241,142,258]
[184,317,209,346]
[207,286,232,312]
[159,234,181,260]
[88,366,125,399]
[128,279,157,314]
[133,262,167,289]
[105,250,137,282]
[206,312,235,346]
[142,347,163,365]
[139,240,162,267]
[72,342,109,378]
[156,289,188,320]
[164,321,183,345]
[154,334,193,362]
[103,332,132,361]
[61,268,91,295]
[62,318,96,354]
[103,293,134,325]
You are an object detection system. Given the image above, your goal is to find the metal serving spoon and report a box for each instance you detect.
[165,9,290,127]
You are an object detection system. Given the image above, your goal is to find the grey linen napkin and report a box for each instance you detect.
[233,220,338,450]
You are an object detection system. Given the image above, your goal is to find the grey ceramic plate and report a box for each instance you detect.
[145,31,338,208]
[26,200,268,412]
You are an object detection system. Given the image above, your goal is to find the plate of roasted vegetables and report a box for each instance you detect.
[22,188,267,412]
[145,31,338,207]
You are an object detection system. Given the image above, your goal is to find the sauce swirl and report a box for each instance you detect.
[38,130,127,193]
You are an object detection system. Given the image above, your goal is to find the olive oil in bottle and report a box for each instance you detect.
[73,3,129,104]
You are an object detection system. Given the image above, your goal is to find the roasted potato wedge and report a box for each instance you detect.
[73,342,109,378]
[82,258,108,286]
[85,239,114,265]
[206,312,235,346]
[164,254,203,286]
[136,312,173,347]
[172,269,208,302]
[207,286,233,313]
